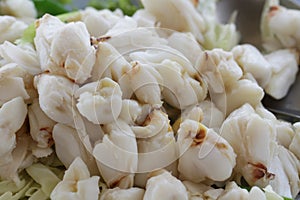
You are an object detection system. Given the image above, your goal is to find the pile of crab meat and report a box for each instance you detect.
[0,0,299,199]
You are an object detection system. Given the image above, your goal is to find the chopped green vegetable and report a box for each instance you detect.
[119,0,141,16]
[32,0,143,16]
[88,0,119,11]
[88,0,142,16]
[32,0,69,17]
[282,197,293,200]
[19,23,35,44]
[57,10,82,22]
[58,0,72,4]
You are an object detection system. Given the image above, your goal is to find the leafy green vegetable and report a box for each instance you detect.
[88,0,142,16]
[19,23,35,44]
[119,0,141,16]
[88,0,119,11]
[58,0,72,4]
[282,197,293,200]
[32,0,142,17]
[57,10,82,22]
[32,0,69,17]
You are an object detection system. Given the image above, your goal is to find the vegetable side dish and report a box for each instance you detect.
[0,0,299,199]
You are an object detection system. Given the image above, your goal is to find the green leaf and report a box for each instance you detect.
[32,0,69,17]
[282,197,293,200]
[58,0,72,4]
[88,0,119,10]
[19,23,35,44]
[55,10,81,22]
[119,0,140,15]
[87,0,142,16]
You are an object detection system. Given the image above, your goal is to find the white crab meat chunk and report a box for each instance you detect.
[0,0,37,18]
[132,109,178,188]
[143,170,188,200]
[172,100,225,137]
[118,99,143,125]
[167,32,203,66]
[0,42,41,75]
[34,74,79,127]
[183,181,222,200]
[264,49,299,99]
[261,1,300,51]
[93,120,138,189]
[289,122,300,159]
[34,14,96,84]
[100,187,145,200]
[132,9,157,27]
[273,120,295,148]
[127,62,162,106]
[81,7,122,37]
[100,16,167,54]
[177,119,236,183]
[232,44,272,87]
[220,103,277,188]
[142,0,206,43]
[197,49,264,115]
[226,78,264,115]
[0,16,27,43]
[75,78,122,125]
[52,123,99,175]
[129,44,197,77]
[174,100,225,131]
[28,99,56,157]
[91,42,131,81]
[218,182,266,200]
[0,63,37,104]
[0,132,33,183]
[50,157,100,200]
[154,59,207,109]
[91,42,132,98]
[0,63,30,106]
[269,145,300,199]
[0,97,27,166]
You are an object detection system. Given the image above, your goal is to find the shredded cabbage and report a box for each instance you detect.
[0,163,63,200]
